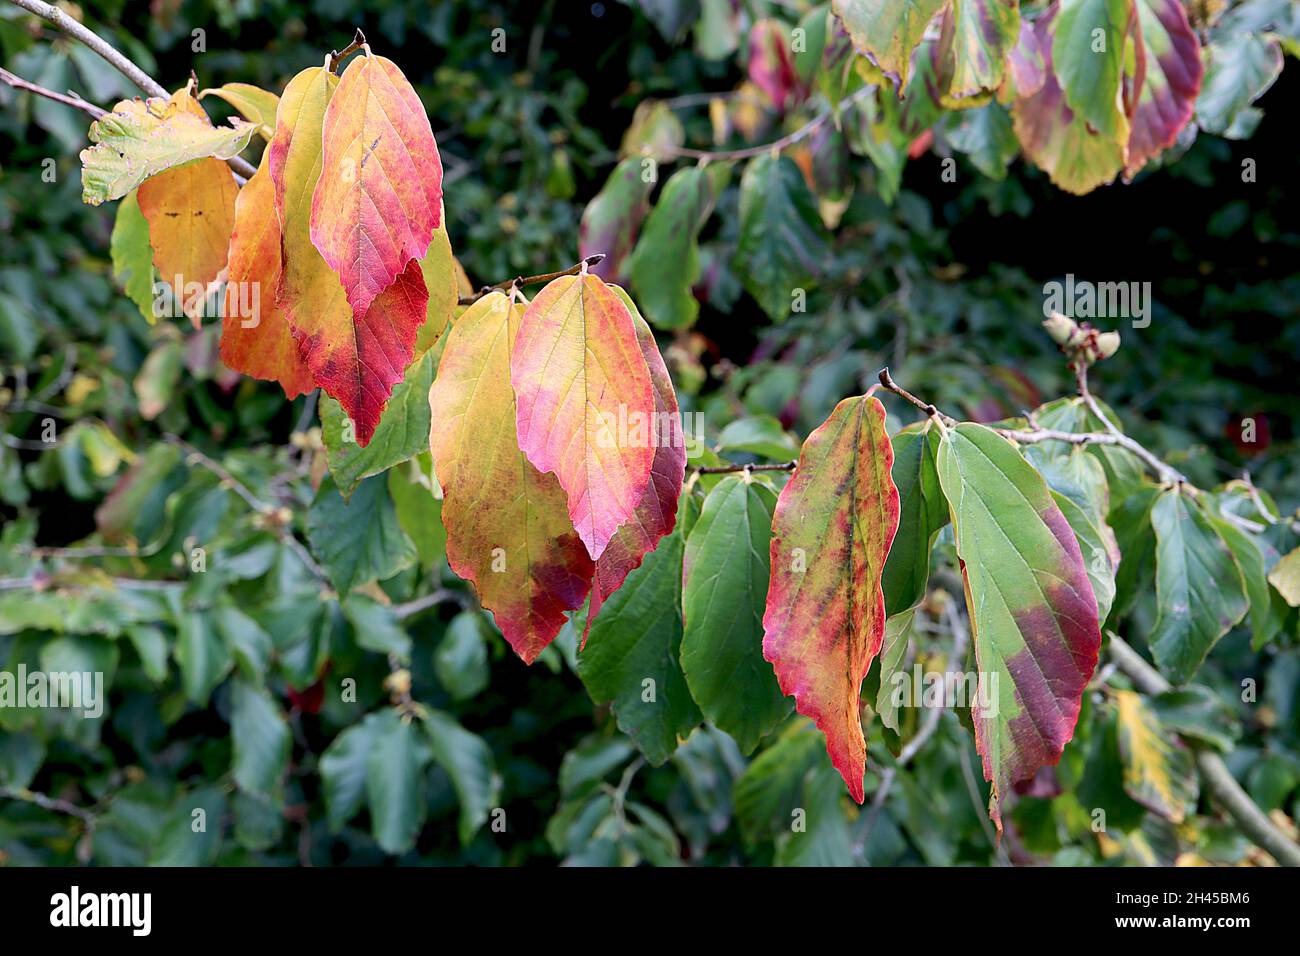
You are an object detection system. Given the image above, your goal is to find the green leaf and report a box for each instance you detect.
[629,166,715,330]
[935,423,1101,826]
[875,608,916,732]
[1150,685,1241,753]
[365,709,430,855]
[434,611,491,701]
[388,456,446,571]
[1148,490,1249,683]
[319,718,377,832]
[716,415,801,461]
[1114,689,1198,823]
[422,709,500,845]
[1196,34,1283,137]
[147,787,227,866]
[110,190,156,322]
[80,94,255,205]
[578,531,701,765]
[1210,512,1282,649]
[734,154,830,321]
[882,424,947,616]
[1110,483,1161,618]
[774,760,853,866]
[341,593,412,659]
[306,475,417,592]
[559,737,635,797]
[320,351,435,498]
[734,719,829,844]
[579,157,655,283]
[832,0,949,86]
[943,103,1020,180]
[1051,0,1132,146]
[174,613,232,707]
[212,603,272,684]
[681,476,791,753]
[125,624,169,683]
[229,678,291,796]
[1051,489,1117,624]
[0,732,46,789]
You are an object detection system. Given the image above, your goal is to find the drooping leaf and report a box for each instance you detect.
[341,593,412,658]
[320,350,435,498]
[229,678,291,797]
[1148,489,1249,683]
[415,209,459,358]
[618,99,685,160]
[585,287,686,637]
[429,292,593,663]
[934,0,1021,100]
[1012,10,1125,194]
[832,0,949,86]
[269,66,427,446]
[579,531,701,765]
[681,476,791,753]
[136,157,239,322]
[109,189,156,322]
[511,274,657,560]
[734,718,829,844]
[762,395,899,803]
[1210,512,1282,649]
[942,102,1020,178]
[310,54,443,319]
[306,474,417,592]
[1051,0,1133,146]
[217,150,313,398]
[199,83,280,139]
[365,709,429,855]
[1195,34,1283,137]
[579,158,655,284]
[434,611,490,701]
[421,709,501,845]
[881,423,947,616]
[1125,0,1203,177]
[716,415,801,462]
[734,154,831,322]
[319,718,376,832]
[629,166,715,330]
[1268,545,1300,607]
[174,613,233,707]
[80,87,255,205]
[935,422,1101,826]
[748,18,805,110]
[875,608,917,731]
[388,454,446,572]
[1114,688,1197,823]
[1000,17,1048,101]
[1051,488,1117,624]
[1111,482,1160,618]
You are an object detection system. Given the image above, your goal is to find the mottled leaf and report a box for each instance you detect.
[1114,688,1197,822]
[935,422,1101,826]
[935,0,1021,100]
[832,0,949,86]
[580,157,654,284]
[1126,0,1203,177]
[763,395,899,802]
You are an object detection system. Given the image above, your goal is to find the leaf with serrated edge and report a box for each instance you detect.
[936,422,1101,828]
[218,150,313,397]
[511,274,656,561]
[762,395,898,802]
[832,0,948,87]
[310,54,443,319]
[429,292,593,663]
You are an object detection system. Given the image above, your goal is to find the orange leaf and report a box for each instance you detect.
[310,54,443,319]
[218,151,313,398]
[430,292,594,662]
[510,275,657,561]
[269,66,424,445]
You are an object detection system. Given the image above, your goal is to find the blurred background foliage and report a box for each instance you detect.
[0,0,1297,866]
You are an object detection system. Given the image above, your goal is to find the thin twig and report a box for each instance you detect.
[1107,633,1300,867]
[327,28,367,74]
[392,588,469,619]
[691,461,796,475]
[655,85,873,162]
[6,0,258,181]
[0,786,97,825]
[459,254,606,305]
[0,66,105,117]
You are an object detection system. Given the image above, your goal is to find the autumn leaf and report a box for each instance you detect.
[136,156,239,325]
[510,274,657,561]
[310,54,443,319]
[218,150,313,398]
[430,292,594,663]
[833,0,948,87]
[199,83,280,140]
[269,66,425,446]
[762,395,899,803]
[935,422,1101,827]
[584,286,686,640]
[80,86,255,205]
[1124,0,1203,178]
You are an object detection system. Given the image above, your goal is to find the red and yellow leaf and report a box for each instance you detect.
[510,274,657,561]
[269,66,425,445]
[310,54,443,319]
[761,395,900,803]
[429,292,594,663]
[584,287,686,642]
[218,151,313,398]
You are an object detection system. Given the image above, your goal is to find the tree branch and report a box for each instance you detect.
[6,0,258,181]
[1107,634,1300,867]
[459,254,607,305]
[655,85,873,163]
[690,461,796,475]
[0,66,105,117]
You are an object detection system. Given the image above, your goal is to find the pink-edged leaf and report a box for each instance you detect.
[1124,0,1203,178]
